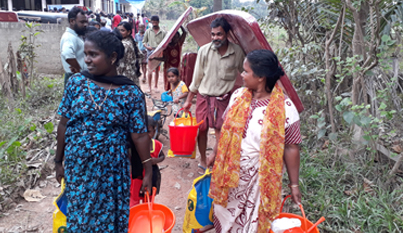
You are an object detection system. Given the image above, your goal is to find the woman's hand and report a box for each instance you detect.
[291,186,302,205]
[141,172,152,195]
[55,163,65,184]
[173,98,179,104]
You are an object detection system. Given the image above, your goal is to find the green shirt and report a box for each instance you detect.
[142,28,166,49]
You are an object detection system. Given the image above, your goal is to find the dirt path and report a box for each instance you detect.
[0,73,215,233]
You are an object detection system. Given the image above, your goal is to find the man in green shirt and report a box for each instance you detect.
[143,15,166,93]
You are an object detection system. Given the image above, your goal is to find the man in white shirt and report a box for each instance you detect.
[60,7,88,87]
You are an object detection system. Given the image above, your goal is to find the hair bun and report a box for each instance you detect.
[111,28,123,41]
[273,66,284,78]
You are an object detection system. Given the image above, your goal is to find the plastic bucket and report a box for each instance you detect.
[129,203,176,233]
[169,109,199,155]
[269,195,323,233]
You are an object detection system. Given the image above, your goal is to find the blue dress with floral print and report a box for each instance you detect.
[57,74,147,232]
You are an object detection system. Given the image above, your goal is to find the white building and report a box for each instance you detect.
[1,0,136,14]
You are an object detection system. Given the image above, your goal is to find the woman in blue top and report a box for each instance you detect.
[55,30,152,232]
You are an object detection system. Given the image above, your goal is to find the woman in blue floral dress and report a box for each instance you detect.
[55,30,153,232]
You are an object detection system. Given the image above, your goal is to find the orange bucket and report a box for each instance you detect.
[129,189,176,233]
[269,195,325,233]
[169,109,199,155]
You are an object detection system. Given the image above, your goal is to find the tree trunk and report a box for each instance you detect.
[213,0,222,12]
[349,1,369,106]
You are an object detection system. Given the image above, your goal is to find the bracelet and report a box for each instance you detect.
[54,159,63,164]
[288,184,299,188]
[141,158,152,164]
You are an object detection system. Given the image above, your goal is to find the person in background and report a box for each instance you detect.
[136,13,140,32]
[183,17,245,174]
[128,13,136,36]
[88,14,96,22]
[89,21,101,30]
[102,13,112,29]
[209,49,302,232]
[142,15,166,93]
[112,10,122,29]
[117,22,141,86]
[167,67,188,115]
[61,7,66,13]
[122,15,128,22]
[55,30,152,232]
[60,7,88,87]
[85,26,98,39]
[95,13,101,23]
[142,13,149,29]
[100,18,111,32]
[130,116,165,207]
[135,24,147,83]
[152,26,187,91]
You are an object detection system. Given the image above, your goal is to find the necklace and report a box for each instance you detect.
[87,81,112,110]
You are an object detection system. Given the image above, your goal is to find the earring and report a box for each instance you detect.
[111,60,115,65]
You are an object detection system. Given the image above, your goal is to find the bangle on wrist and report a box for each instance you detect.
[54,159,63,164]
[142,158,152,164]
[288,184,299,188]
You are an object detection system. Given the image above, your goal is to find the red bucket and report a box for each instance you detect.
[169,109,199,155]
[269,195,325,233]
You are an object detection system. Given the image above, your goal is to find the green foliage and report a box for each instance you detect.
[285,149,403,232]
[19,22,43,85]
[0,77,63,188]
[44,122,54,134]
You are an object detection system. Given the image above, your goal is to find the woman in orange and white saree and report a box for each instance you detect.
[209,49,302,233]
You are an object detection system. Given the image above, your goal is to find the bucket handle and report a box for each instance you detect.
[145,191,153,233]
[173,108,194,126]
[280,195,307,232]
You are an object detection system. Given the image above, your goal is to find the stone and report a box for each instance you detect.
[187,172,194,178]
[174,182,181,190]
[175,206,181,210]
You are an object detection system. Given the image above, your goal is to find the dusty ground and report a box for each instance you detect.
[0,72,215,233]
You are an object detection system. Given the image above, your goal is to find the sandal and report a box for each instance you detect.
[197,164,207,175]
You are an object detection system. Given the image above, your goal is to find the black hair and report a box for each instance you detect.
[85,26,99,35]
[89,21,101,28]
[96,13,101,23]
[100,19,106,27]
[141,13,144,17]
[68,7,85,22]
[246,50,284,93]
[85,30,125,66]
[150,15,159,22]
[147,116,158,129]
[166,67,179,77]
[43,8,48,12]
[117,21,141,76]
[117,10,122,14]
[53,7,57,12]
[210,17,231,33]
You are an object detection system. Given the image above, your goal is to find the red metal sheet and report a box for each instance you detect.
[186,10,304,113]
[0,12,18,22]
[147,7,193,71]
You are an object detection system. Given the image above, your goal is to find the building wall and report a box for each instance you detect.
[0,22,66,74]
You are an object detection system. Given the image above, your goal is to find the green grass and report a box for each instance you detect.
[0,76,64,200]
[284,146,403,232]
